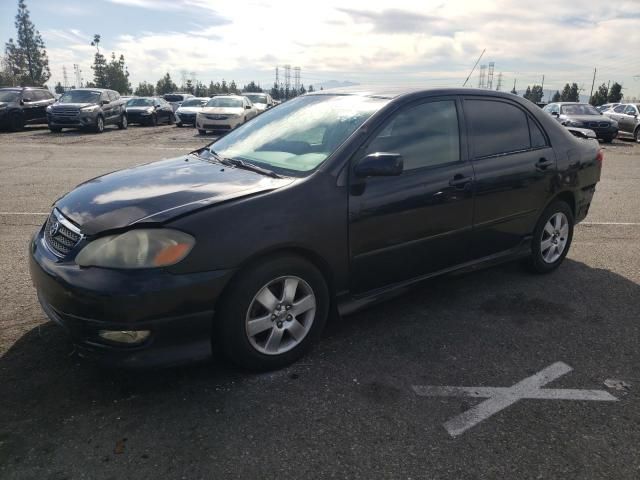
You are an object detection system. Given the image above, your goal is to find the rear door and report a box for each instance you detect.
[464,97,556,258]
[619,104,638,135]
[607,104,627,124]
[20,90,40,122]
[348,97,475,293]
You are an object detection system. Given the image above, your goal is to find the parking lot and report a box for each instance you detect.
[1,125,639,479]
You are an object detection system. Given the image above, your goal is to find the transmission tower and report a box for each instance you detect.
[284,65,291,92]
[62,65,69,90]
[275,66,280,89]
[496,72,503,91]
[73,64,82,88]
[487,62,495,90]
[478,65,487,89]
[294,66,301,91]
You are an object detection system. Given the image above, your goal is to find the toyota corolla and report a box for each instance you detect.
[29,87,602,370]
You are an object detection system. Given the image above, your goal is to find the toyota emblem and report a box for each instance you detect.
[49,221,60,237]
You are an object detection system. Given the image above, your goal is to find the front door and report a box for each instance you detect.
[463,97,557,257]
[619,104,638,136]
[348,98,475,293]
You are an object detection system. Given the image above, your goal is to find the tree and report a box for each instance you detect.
[194,81,207,97]
[590,83,609,106]
[551,90,561,102]
[221,80,229,93]
[270,82,279,100]
[523,86,532,100]
[568,83,580,102]
[184,78,194,94]
[308,85,314,93]
[299,84,306,95]
[243,81,262,93]
[560,83,571,101]
[54,81,64,94]
[208,81,221,96]
[608,82,623,103]
[134,81,154,96]
[156,72,177,95]
[3,0,50,86]
[104,52,130,93]
[90,34,108,87]
[229,80,238,93]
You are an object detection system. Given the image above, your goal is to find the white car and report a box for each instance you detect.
[175,97,208,127]
[243,92,275,114]
[196,95,258,134]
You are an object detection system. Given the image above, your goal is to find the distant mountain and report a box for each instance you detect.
[316,80,359,90]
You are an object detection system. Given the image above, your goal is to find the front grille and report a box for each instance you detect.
[588,121,610,128]
[205,114,228,120]
[43,210,83,257]
[51,106,80,118]
[179,113,196,123]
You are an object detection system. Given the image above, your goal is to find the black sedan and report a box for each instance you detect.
[542,102,618,142]
[125,97,175,126]
[29,87,602,370]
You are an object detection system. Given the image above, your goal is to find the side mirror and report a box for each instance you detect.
[101,100,109,105]
[155,104,161,108]
[551,111,559,117]
[245,105,251,109]
[22,97,32,103]
[354,152,403,178]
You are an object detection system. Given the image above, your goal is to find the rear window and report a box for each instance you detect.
[164,94,187,102]
[466,99,531,158]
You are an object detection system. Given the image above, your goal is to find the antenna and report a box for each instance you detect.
[462,48,486,87]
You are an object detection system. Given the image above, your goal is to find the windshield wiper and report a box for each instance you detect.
[209,150,282,178]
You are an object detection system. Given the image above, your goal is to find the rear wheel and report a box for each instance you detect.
[150,113,158,127]
[601,137,613,143]
[176,122,183,128]
[117,114,128,130]
[8,112,24,131]
[167,114,174,125]
[216,255,329,371]
[635,128,640,143]
[198,129,206,135]
[49,126,62,133]
[527,201,574,274]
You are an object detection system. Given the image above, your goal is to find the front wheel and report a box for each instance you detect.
[527,201,574,274]
[634,128,640,143]
[198,129,206,135]
[117,114,128,130]
[216,255,329,371]
[94,115,104,133]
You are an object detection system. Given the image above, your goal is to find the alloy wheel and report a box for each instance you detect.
[97,116,104,132]
[245,276,316,355]
[540,212,569,263]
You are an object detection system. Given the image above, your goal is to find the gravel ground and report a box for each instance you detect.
[0,125,639,479]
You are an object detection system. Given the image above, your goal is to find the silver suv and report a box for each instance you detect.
[605,104,640,142]
[47,88,127,133]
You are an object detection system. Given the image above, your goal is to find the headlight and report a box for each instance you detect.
[80,105,99,112]
[46,105,52,112]
[566,120,584,127]
[145,107,154,114]
[76,229,195,269]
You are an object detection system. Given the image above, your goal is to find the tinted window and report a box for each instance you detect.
[529,117,547,148]
[624,105,637,115]
[108,91,119,101]
[59,90,101,104]
[466,100,530,158]
[366,100,460,171]
[613,105,626,113]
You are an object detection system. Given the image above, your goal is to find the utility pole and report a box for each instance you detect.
[487,62,495,90]
[512,78,517,94]
[275,66,279,89]
[589,68,597,102]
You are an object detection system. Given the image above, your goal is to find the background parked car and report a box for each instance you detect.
[174,97,208,127]
[596,103,619,113]
[542,102,618,142]
[243,92,275,113]
[196,95,258,134]
[47,88,127,133]
[163,93,194,112]
[605,103,640,142]
[0,86,55,131]
[126,97,174,126]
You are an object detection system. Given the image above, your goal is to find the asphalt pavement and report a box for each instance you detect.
[1,125,639,479]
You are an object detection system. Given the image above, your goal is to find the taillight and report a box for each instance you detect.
[596,149,604,166]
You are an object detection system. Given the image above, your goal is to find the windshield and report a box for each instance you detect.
[0,90,20,102]
[164,94,186,102]
[210,94,388,176]
[206,97,243,108]
[246,94,266,104]
[181,98,206,107]
[127,98,154,106]
[59,90,101,104]
[561,104,600,115]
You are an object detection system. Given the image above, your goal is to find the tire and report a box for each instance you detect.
[49,126,62,133]
[527,200,574,274]
[8,113,24,132]
[634,128,640,143]
[94,115,104,133]
[601,137,613,144]
[176,122,183,128]
[198,129,206,135]
[216,255,330,371]
[167,114,174,125]
[117,114,128,130]
[150,114,158,127]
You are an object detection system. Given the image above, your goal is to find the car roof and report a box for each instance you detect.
[306,86,538,101]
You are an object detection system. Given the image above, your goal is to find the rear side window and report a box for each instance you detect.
[365,100,460,171]
[528,117,547,148]
[613,105,626,113]
[466,99,530,158]
[108,91,119,101]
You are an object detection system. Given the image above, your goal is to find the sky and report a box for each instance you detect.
[1,0,639,99]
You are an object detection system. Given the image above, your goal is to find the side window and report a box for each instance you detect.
[466,99,530,158]
[100,92,109,103]
[365,100,460,171]
[528,117,547,148]
[613,105,626,113]
[624,105,637,115]
[42,90,53,100]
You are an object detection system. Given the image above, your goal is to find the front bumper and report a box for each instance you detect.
[47,113,96,128]
[126,111,153,124]
[196,115,242,131]
[176,112,197,125]
[29,229,235,368]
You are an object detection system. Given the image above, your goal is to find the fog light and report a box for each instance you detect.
[98,330,150,345]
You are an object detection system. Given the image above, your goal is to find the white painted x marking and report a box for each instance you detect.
[413,362,618,437]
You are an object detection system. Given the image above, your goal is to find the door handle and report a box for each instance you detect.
[536,158,553,170]
[449,174,473,188]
